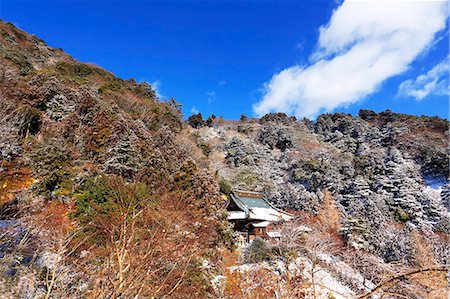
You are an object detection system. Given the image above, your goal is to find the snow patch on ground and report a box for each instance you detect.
[294,256,355,299]
[224,255,370,299]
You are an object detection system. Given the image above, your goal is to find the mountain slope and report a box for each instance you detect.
[0,20,448,298]
[0,20,232,298]
[185,111,449,297]
[190,111,448,254]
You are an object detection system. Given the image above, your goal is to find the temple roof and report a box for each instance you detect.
[228,190,293,222]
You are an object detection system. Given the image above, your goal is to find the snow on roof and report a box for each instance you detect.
[249,207,292,222]
[227,211,246,220]
[229,191,293,222]
[250,221,271,227]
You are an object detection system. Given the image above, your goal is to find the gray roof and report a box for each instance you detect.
[237,195,273,209]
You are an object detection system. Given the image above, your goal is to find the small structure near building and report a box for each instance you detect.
[227,190,293,243]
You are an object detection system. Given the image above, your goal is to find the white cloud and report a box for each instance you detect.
[190,106,199,114]
[397,57,449,101]
[219,80,227,86]
[206,91,216,104]
[151,80,163,99]
[253,0,448,119]
[295,41,304,51]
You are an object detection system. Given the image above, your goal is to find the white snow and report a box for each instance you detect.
[249,207,292,222]
[227,211,246,220]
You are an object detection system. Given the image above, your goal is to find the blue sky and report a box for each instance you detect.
[1,0,448,119]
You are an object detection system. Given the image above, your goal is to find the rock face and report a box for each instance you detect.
[193,111,449,262]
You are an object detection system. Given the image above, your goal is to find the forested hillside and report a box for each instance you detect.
[0,20,448,298]
[0,20,232,298]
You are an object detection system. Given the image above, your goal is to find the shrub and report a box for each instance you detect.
[99,78,124,93]
[219,179,232,196]
[246,237,270,263]
[245,238,294,264]
[173,160,198,190]
[54,61,113,83]
[259,112,296,124]
[259,126,293,151]
[393,206,410,222]
[103,132,142,179]
[358,109,377,121]
[215,211,235,250]
[271,244,294,262]
[198,142,211,157]
[72,175,152,244]
[291,160,326,191]
[5,22,26,40]
[237,123,253,134]
[15,105,42,137]
[206,115,216,127]
[140,103,182,132]
[132,81,156,99]
[166,98,182,116]
[29,140,73,195]
[233,169,261,190]
[187,113,205,129]
[1,47,34,75]
[56,61,93,77]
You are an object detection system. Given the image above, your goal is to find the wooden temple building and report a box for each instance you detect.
[226,190,293,243]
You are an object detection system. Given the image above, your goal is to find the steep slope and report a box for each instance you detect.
[186,111,449,297]
[0,20,232,298]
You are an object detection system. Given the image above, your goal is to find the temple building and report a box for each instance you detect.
[226,190,293,243]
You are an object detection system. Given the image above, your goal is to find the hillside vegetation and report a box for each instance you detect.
[0,20,448,298]
[0,20,232,298]
[184,109,449,297]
